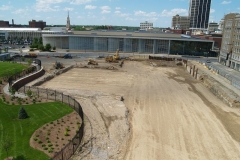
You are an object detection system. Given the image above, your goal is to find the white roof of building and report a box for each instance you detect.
[0,28,41,31]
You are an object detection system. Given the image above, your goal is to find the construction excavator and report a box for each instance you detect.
[105,49,120,63]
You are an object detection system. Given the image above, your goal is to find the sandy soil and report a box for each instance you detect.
[41,60,240,160]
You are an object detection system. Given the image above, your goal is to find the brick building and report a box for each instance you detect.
[0,20,9,27]
[29,20,46,30]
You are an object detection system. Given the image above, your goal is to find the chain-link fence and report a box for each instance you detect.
[20,86,84,160]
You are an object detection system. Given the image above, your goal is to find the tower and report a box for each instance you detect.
[66,11,71,30]
[189,0,211,30]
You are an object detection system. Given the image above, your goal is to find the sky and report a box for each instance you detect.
[0,0,239,27]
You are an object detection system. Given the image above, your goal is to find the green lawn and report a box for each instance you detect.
[0,100,74,160]
[0,62,27,78]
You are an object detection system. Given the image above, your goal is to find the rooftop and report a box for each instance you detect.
[0,28,41,31]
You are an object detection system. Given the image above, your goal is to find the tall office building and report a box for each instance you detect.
[189,0,211,30]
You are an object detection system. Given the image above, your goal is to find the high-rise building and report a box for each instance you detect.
[66,11,71,30]
[219,13,240,71]
[189,0,211,30]
[171,14,190,30]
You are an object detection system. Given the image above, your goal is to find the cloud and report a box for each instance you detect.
[101,6,111,10]
[221,1,231,4]
[126,17,136,21]
[0,5,11,11]
[85,5,97,9]
[160,8,188,17]
[115,7,121,10]
[70,0,93,5]
[101,6,111,14]
[11,8,30,15]
[64,7,74,11]
[34,0,66,12]
[210,9,215,13]
[115,11,130,17]
[134,10,158,17]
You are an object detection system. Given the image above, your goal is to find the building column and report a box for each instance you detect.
[153,40,157,54]
[168,40,171,55]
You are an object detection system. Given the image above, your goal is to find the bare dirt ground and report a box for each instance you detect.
[41,60,240,160]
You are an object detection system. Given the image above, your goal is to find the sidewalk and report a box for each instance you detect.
[3,83,27,98]
[190,60,240,96]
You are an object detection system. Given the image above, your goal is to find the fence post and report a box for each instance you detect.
[47,88,48,100]
[24,85,25,93]
[68,95,70,106]
[73,142,74,154]
[55,90,56,101]
[61,149,63,160]
[195,68,198,79]
[62,93,63,103]
[38,88,39,98]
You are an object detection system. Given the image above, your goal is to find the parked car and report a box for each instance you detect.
[21,46,25,48]
[206,60,211,63]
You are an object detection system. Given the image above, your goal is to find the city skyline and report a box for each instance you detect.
[0,0,239,27]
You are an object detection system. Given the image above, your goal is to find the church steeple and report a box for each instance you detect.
[66,11,71,30]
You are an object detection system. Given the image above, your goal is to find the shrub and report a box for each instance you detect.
[48,148,53,153]
[33,137,38,141]
[18,106,29,119]
[26,90,32,97]
[38,140,42,144]
[48,143,53,147]
[44,147,48,150]
[65,127,70,132]
[42,144,46,147]
[64,131,69,136]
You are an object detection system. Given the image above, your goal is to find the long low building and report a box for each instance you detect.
[43,30,215,56]
[0,28,63,41]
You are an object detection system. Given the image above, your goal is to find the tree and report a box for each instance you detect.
[38,44,44,51]
[2,135,13,158]
[45,43,51,51]
[18,106,29,119]
[38,37,42,45]
[52,46,56,50]
[33,38,38,44]
[27,59,32,66]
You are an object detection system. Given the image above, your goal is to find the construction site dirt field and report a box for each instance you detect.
[41,61,240,160]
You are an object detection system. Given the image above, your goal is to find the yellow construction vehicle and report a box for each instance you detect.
[88,59,98,65]
[105,49,120,62]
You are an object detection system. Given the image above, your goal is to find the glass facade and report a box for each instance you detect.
[170,40,213,56]
[43,35,214,56]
